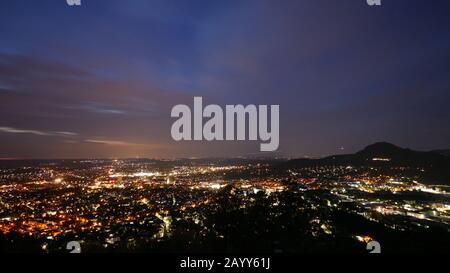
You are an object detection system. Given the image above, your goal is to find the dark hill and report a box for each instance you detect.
[284,142,450,184]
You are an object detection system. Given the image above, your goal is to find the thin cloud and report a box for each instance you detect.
[65,103,127,115]
[85,139,143,146]
[52,131,79,136]
[0,126,77,137]
[84,138,167,150]
[0,126,50,136]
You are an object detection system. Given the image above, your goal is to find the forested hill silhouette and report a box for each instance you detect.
[284,142,450,184]
[354,142,447,164]
[432,149,450,157]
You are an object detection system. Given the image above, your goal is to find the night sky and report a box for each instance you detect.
[1,0,450,159]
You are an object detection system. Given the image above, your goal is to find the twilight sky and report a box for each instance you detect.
[1,0,450,159]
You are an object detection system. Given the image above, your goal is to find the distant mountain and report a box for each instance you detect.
[324,142,447,165]
[432,149,450,157]
[354,142,446,164]
[284,142,450,184]
[357,142,412,158]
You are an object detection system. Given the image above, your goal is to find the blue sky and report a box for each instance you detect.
[1,0,450,158]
